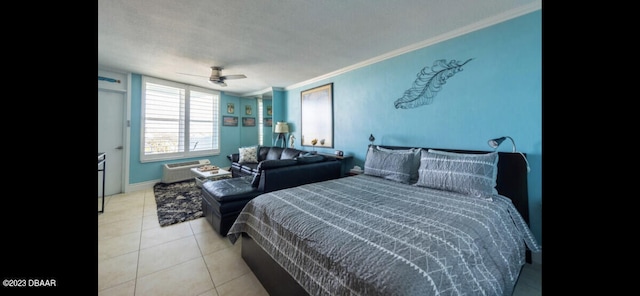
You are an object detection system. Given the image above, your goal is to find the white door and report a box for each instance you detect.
[98,90,125,196]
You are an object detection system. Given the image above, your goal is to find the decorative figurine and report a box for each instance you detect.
[369,134,375,145]
[289,134,296,148]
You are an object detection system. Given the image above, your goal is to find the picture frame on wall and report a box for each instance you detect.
[222,116,238,126]
[301,83,333,148]
[227,103,235,114]
[267,105,272,116]
[264,117,273,127]
[242,117,256,127]
[245,105,252,115]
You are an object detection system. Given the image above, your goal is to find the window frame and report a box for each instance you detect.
[140,76,220,162]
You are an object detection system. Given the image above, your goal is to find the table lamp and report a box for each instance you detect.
[275,122,289,148]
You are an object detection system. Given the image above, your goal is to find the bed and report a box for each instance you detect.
[227,145,541,296]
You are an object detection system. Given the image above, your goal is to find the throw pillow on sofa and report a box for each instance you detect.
[238,145,259,163]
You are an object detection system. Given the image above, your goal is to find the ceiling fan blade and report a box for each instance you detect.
[221,74,246,80]
[177,72,209,78]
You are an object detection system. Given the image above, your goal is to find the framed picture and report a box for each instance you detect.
[301,83,333,148]
[245,105,252,115]
[227,103,235,114]
[222,116,238,126]
[264,117,273,127]
[266,105,272,116]
[242,117,256,127]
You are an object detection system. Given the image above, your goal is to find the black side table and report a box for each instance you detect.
[319,153,353,177]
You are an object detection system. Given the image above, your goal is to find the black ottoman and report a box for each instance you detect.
[201,176,262,236]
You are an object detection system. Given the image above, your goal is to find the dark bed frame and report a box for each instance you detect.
[240,146,531,296]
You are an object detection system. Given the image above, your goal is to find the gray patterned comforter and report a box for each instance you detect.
[228,174,541,296]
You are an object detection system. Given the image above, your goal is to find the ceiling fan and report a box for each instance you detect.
[207,66,246,87]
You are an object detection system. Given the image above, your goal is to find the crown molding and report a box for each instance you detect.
[285,1,541,91]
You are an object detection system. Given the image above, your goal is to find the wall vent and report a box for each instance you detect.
[161,159,210,183]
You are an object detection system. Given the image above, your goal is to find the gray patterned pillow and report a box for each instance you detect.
[376,146,422,183]
[416,149,499,199]
[364,146,414,183]
[238,145,259,163]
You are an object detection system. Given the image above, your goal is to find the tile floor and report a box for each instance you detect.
[98,188,542,296]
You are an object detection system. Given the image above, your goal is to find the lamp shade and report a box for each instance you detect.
[274,122,289,133]
[487,136,507,149]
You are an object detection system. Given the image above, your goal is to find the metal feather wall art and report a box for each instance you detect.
[394,58,473,109]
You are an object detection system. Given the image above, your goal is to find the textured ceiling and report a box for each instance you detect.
[98,0,541,96]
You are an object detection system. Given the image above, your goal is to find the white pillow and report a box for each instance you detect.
[238,146,259,163]
[416,149,499,199]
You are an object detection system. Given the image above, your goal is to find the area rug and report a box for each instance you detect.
[153,180,203,227]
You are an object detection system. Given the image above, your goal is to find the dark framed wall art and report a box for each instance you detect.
[301,83,333,148]
[222,116,238,126]
[242,117,256,127]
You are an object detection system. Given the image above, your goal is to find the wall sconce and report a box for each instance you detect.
[274,122,289,148]
[487,136,531,173]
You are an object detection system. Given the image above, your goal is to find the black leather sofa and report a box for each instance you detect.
[227,146,305,178]
[202,150,341,236]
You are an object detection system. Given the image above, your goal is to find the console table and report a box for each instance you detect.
[98,152,106,213]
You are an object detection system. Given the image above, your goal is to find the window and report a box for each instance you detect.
[141,76,220,162]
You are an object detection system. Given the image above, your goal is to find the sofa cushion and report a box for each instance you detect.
[258,159,298,170]
[201,176,260,202]
[281,148,303,159]
[266,147,284,160]
[295,153,325,164]
[238,145,259,163]
[258,146,270,161]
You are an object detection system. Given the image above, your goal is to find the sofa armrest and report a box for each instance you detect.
[259,160,341,192]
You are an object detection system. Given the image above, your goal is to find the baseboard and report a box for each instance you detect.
[125,172,230,193]
[125,179,160,193]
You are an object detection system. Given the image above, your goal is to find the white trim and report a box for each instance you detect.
[98,69,130,196]
[285,2,541,91]
[124,73,133,194]
[240,86,285,98]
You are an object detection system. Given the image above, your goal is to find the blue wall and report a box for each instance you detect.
[126,10,541,245]
[281,11,542,244]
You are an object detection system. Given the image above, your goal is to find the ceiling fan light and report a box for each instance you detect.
[210,66,222,77]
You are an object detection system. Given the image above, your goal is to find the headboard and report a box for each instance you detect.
[374,145,530,226]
